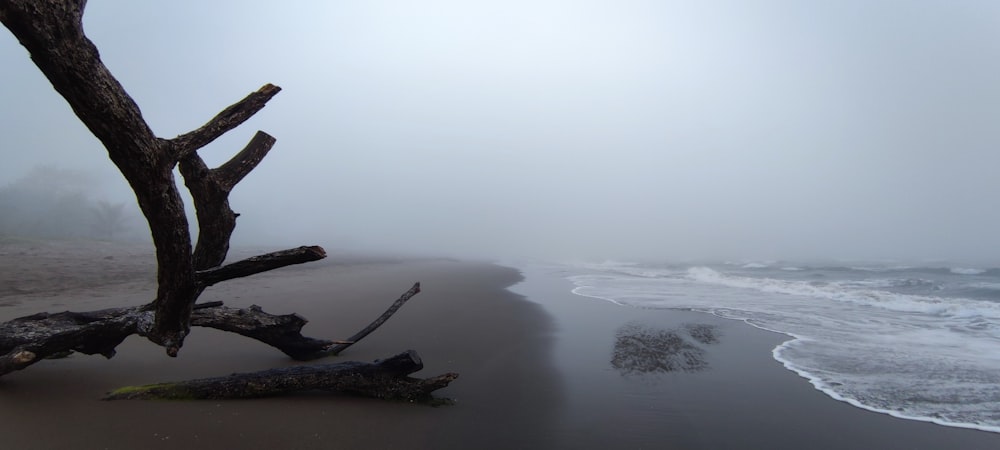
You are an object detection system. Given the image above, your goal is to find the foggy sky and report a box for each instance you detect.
[3,1,1000,263]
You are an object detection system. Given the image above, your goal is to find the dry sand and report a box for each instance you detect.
[4,239,1000,449]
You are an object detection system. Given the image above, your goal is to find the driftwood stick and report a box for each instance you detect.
[191,283,422,360]
[327,282,421,356]
[196,246,327,287]
[103,350,458,401]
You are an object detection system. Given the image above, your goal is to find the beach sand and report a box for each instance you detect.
[0,240,558,449]
[2,239,1000,449]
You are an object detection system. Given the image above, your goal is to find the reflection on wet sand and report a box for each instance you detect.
[611,322,719,375]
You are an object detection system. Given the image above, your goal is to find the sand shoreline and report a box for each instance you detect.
[0,241,559,449]
[513,264,1000,449]
[3,240,1000,449]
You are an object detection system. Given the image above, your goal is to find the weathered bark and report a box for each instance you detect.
[190,283,421,360]
[0,0,441,394]
[0,307,142,376]
[196,246,328,288]
[0,0,197,354]
[180,130,277,271]
[171,85,282,160]
[0,1,303,356]
[0,282,422,376]
[103,350,458,401]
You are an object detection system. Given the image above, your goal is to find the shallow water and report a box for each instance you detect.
[555,259,1000,433]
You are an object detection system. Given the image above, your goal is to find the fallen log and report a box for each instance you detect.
[103,350,457,402]
[0,283,421,377]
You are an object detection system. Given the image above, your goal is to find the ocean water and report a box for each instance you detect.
[554,260,1000,433]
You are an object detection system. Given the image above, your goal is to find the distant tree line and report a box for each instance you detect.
[0,165,143,241]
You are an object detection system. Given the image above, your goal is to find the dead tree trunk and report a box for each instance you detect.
[0,1,451,398]
[1,0,200,354]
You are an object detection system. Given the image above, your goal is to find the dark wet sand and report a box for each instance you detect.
[513,265,1000,449]
[3,240,1000,449]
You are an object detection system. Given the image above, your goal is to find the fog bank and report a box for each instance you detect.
[3,1,1000,263]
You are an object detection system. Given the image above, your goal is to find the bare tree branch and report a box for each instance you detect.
[215,131,277,191]
[327,283,422,355]
[189,305,334,360]
[196,246,328,287]
[190,283,422,360]
[188,282,423,360]
[178,153,237,270]
[178,132,274,270]
[170,84,281,160]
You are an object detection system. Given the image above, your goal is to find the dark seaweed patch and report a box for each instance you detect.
[611,322,715,375]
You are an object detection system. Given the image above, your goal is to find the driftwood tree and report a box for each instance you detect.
[0,0,454,400]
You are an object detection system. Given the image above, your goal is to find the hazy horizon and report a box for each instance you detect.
[3,1,1000,263]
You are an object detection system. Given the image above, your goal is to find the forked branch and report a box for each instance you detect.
[192,283,423,360]
[179,131,278,271]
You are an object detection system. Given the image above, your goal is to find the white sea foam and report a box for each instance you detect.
[952,267,987,275]
[683,267,1000,320]
[565,260,677,279]
[843,278,940,290]
[849,265,915,272]
[561,261,1000,433]
[771,339,1000,433]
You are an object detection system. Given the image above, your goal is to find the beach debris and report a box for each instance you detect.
[104,350,457,402]
[0,0,442,397]
[0,283,423,376]
[685,323,720,345]
[611,322,719,375]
